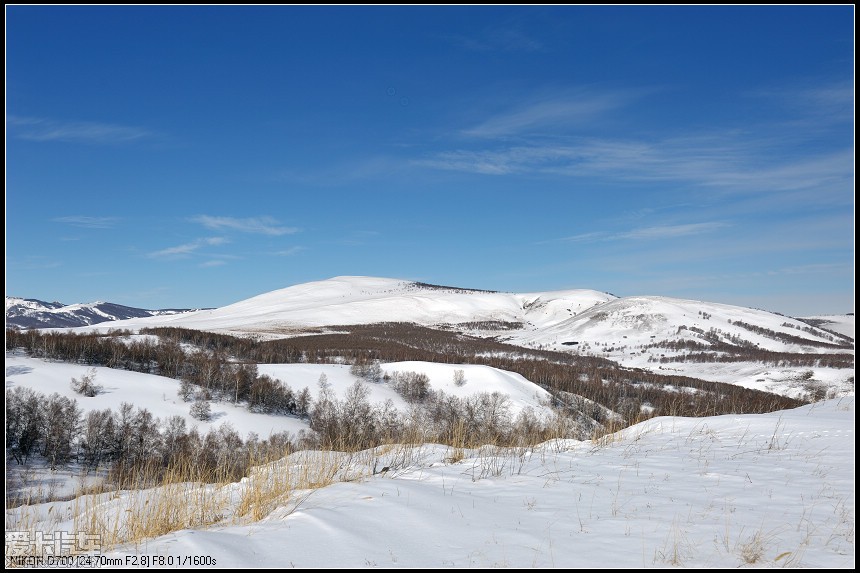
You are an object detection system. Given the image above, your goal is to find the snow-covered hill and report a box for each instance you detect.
[5,296,199,330]
[800,314,855,338]
[65,277,851,355]
[69,276,614,336]
[57,277,852,397]
[5,353,554,437]
[517,295,850,353]
[9,396,854,567]
[512,296,854,399]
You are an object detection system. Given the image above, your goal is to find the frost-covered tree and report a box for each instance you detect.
[71,368,102,397]
[190,396,212,421]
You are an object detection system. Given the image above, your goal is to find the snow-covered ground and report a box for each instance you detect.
[8,398,854,568]
[257,361,553,419]
[5,354,554,439]
[7,278,853,567]
[802,314,855,338]
[65,276,613,335]
[5,354,308,438]
[383,361,552,417]
[5,353,557,512]
[62,277,853,397]
[68,277,850,356]
[637,361,855,400]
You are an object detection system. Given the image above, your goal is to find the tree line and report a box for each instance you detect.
[6,323,806,428]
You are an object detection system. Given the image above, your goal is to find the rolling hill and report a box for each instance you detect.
[50,276,852,399]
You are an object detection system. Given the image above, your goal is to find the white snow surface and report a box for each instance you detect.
[5,354,555,438]
[69,276,614,335]
[10,398,854,568]
[4,354,308,438]
[803,314,855,338]
[49,276,855,395]
[382,361,553,417]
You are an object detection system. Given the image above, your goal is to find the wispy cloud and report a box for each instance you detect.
[417,77,852,210]
[272,246,306,257]
[191,215,299,236]
[462,91,638,138]
[415,146,577,175]
[8,256,63,270]
[769,262,853,276]
[8,116,153,144]
[750,81,854,126]
[52,216,119,229]
[338,230,382,247]
[148,237,228,259]
[547,231,605,244]
[199,260,227,268]
[444,25,543,53]
[417,137,853,200]
[545,222,730,244]
[620,222,731,240]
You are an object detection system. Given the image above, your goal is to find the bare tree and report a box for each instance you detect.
[190,396,212,421]
[71,368,102,397]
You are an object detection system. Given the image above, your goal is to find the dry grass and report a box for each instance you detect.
[738,531,766,565]
[445,419,468,464]
[234,445,385,523]
[71,461,232,549]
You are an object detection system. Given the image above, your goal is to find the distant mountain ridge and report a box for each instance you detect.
[4,296,201,329]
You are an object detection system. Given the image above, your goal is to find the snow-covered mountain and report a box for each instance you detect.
[71,276,615,335]
[62,277,853,346]
[69,275,852,354]
[6,280,854,568]
[4,296,200,330]
[19,276,855,397]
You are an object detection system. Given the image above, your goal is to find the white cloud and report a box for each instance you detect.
[545,222,730,244]
[444,25,543,53]
[52,216,119,229]
[618,222,731,240]
[415,145,579,175]
[272,247,306,257]
[149,237,228,259]
[418,137,853,203]
[199,260,227,268]
[462,92,635,138]
[749,81,854,126]
[9,116,152,144]
[191,215,299,236]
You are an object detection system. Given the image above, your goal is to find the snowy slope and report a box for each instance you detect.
[10,397,853,568]
[507,297,854,398]
[513,295,850,353]
[67,276,614,335]
[68,277,848,357]
[382,361,552,417]
[4,353,307,438]
[801,314,855,338]
[5,354,555,436]
[39,276,854,396]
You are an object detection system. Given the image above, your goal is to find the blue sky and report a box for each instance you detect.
[6,6,854,316]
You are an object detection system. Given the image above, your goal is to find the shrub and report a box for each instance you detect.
[190,396,212,421]
[71,368,103,397]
